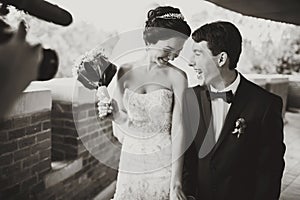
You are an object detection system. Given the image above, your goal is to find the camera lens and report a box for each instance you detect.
[37,48,58,81]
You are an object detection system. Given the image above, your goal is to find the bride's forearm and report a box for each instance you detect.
[171,124,185,188]
[171,157,184,188]
[112,110,128,124]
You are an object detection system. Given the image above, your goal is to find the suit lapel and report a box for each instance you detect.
[199,87,212,131]
[211,75,250,156]
[184,86,203,150]
[190,86,213,152]
[198,89,216,158]
[191,85,212,130]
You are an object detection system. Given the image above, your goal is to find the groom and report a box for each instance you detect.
[182,21,285,200]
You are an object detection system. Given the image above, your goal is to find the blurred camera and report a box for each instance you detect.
[0,18,59,81]
[0,0,73,81]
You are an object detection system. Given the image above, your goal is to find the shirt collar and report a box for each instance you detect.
[210,72,241,95]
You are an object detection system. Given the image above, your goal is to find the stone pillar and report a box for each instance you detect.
[244,74,289,118]
[266,75,289,116]
[287,76,300,109]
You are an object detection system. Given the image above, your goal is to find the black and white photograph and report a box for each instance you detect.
[0,0,300,199]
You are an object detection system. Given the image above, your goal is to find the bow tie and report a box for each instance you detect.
[206,90,234,103]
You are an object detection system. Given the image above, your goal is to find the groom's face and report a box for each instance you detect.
[189,41,221,86]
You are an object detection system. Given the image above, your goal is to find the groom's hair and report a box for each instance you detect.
[192,21,242,70]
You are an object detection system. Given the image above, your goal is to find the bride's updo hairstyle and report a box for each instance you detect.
[143,6,191,45]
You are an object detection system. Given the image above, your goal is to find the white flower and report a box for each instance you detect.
[72,47,106,78]
[232,118,247,138]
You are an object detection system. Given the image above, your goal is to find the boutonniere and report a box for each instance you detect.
[232,118,247,138]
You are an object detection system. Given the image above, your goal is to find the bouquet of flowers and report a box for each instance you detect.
[72,47,117,89]
[73,48,117,117]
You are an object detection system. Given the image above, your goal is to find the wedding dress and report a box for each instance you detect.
[111,88,174,200]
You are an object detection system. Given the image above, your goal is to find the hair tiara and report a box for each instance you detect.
[156,13,184,20]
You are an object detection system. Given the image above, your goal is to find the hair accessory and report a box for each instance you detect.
[148,10,157,19]
[156,13,184,20]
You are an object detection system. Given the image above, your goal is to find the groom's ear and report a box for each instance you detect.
[217,52,228,67]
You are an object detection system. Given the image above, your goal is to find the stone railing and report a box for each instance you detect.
[287,75,300,109]
[244,74,290,117]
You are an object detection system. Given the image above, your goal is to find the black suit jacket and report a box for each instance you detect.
[182,74,286,200]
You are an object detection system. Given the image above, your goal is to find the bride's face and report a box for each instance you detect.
[147,37,186,66]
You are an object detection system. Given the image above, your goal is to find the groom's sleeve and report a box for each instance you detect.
[254,95,286,200]
[182,88,198,197]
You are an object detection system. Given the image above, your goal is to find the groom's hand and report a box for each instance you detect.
[186,196,196,200]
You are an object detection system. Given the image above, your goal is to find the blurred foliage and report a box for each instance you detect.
[275,28,300,74]
[245,26,300,75]
[190,4,300,75]
[2,7,116,77]
[3,5,300,77]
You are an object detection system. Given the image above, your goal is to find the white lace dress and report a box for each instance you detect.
[111,88,174,200]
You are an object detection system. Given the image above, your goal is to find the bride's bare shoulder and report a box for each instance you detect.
[167,64,187,81]
[117,63,135,80]
[117,60,143,79]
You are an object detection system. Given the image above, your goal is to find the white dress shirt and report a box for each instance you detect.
[210,73,241,142]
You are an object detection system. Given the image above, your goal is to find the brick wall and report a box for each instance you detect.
[0,80,120,200]
[51,101,115,161]
[0,111,52,199]
[45,99,119,200]
[0,87,52,199]
[51,101,80,161]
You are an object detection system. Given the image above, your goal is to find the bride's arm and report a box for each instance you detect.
[100,65,129,124]
[170,69,188,199]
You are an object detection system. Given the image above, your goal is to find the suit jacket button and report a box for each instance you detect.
[212,187,217,193]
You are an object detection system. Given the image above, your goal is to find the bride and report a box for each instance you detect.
[99,6,191,200]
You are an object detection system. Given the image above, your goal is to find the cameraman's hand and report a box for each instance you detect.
[0,21,43,116]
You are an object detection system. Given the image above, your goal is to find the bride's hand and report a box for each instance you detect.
[98,101,112,119]
[98,99,119,119]
[170,184,187,200]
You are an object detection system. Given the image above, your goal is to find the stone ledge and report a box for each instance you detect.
[33,78,97,104]
[4,84,52,119]
[93,180,116,200]
[44,158,83,188]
